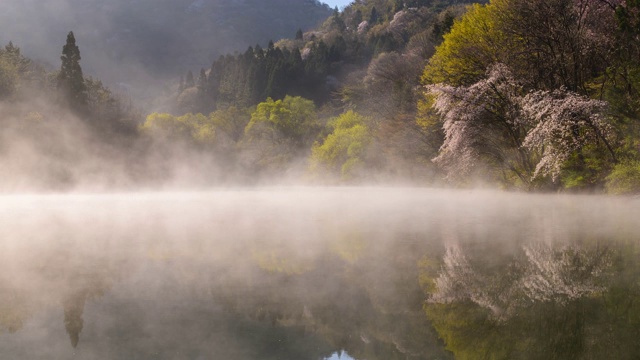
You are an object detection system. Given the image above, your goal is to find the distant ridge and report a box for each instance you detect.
[0,0,332,97]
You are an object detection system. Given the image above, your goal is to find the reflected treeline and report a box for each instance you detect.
[0,238,127,348]
[421,234,640,359]
[215,232,451,360]
[0,190,638,359]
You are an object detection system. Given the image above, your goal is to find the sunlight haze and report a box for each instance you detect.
[1,0,640,358]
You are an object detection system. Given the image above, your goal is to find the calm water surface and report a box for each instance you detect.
[0,188,638,359]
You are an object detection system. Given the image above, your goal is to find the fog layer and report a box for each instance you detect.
[0,188,637,358]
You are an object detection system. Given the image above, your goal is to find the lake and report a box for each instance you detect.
[0,188,638,359]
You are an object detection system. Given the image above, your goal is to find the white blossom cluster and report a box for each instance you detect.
[427,64,615,183]
[521,90,614,180]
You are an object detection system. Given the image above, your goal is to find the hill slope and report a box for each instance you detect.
[0,0,332,102]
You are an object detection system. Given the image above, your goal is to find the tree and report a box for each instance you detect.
[245,96,317,147]
[428,63,618,188]
[185,70,195,88]
[0,51,18,99]
[57,31,87,112]
[241,96,318,174]
[209,106,251,143]
[369,6,379,24]
[428,64,535,187]
[310,110,373,181]
[423,0,616,93]
[422,3,507,87]
[1,41,31,86]
[521,89,617,181]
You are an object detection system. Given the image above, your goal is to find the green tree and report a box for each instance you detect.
[241,96,318,174]
[369,6,379,24]
[0,55,17,99]
[209,106,251,143]
[57,31,87,112]
[309,110,372,181]
[140,112,212,144]
[245,96,317,147]
[423,0,615,92]
[422,3,505,86]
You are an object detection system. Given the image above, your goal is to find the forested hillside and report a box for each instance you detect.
[1,0,640,193]
[0,0,332,103]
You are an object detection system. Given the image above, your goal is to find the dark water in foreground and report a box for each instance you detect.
[0,188,638,359]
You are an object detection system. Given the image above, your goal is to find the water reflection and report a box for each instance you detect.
[0,188,637,359]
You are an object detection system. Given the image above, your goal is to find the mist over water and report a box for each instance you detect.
[0,188,638,359]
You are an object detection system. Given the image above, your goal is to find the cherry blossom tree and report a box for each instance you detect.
[427,64,535,186]
[521,89,617,180]
[428,64,618,186]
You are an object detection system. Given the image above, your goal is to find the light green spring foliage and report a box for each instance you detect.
[310,110,372,181]
[244,96,317,145]
[140,113,214,144]
[0,42,31,99]
[422,2,505,86]
[606,160,640,195]
[209,106,251,143]
[238,96,318,173]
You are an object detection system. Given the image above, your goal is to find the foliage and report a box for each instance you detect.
[310,110,373,181]
[0,42,36,100]
[245,96,317,146]
[140,112,216,145]
[2,0,637,190]
[57,32,88,112]
[428,62,618,188]
[605,159,640,194]
[521,89,617,181]
[423,0,616,92]
[423,3,504,86]
[428,64,534,186]
[240,96,318,175]
[209,106,251,143]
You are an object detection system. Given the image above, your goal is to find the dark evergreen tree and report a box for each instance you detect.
[295,28,304,40]
[331,8,347,32]
[352,9,363,29]
[57,31,87,112]
[369,7,379,24]
[185,70,195,88]
[197,68,207,91]
[196,68,209,113]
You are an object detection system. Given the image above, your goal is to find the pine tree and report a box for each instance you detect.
[57,31,87,111]
[369,7,379,24]
[185,70,195,88]
[197,68,207,91]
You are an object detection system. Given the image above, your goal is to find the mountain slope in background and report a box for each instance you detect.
[0,0,332,104]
